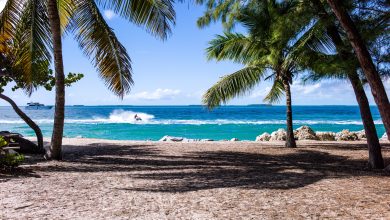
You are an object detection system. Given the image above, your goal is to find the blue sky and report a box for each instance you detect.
[0,1,389,106]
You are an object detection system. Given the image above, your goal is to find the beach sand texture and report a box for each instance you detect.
[1,138,390,219]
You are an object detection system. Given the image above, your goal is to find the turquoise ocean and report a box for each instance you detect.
[0,105,385,141]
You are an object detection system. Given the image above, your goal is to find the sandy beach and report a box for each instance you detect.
[1,138,389,219]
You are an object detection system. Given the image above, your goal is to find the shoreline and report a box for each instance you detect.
[26,136,389,145]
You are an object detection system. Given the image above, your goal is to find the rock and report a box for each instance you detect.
[294,126,318,140]
[316,132,336,141]
[159,135,184,142]
[201,139,214,142]
[270,129,286,141]
[335,129,358,141]
[256,132,271,141]
[381,133,388,141]
[230,138,239,141]
[355,130,366,140]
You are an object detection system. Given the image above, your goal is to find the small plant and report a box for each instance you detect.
[0,136,25,168]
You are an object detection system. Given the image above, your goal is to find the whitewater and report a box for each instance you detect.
[0,105,385,140]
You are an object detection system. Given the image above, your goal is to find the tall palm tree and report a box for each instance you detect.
[325,0,390,140]
[305,0,385,169]
[203,2,314,148]
[0,0,177,159]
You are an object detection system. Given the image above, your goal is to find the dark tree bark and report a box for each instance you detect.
[282,78,296,148]
[47,0,65,160]
[311,0,384,168]
[348,74,384,168]
[0,93,45,154]
[326,0,390,141]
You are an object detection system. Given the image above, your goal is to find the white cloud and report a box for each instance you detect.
[292,83,321,95]
[250,86,271,98]
[126,89,181,100]
[0,0,6,13]
[104,10,116,20]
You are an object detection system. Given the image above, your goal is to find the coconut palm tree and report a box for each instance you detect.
[0,0,177,159]
[324,0,390,140]
[303,0,386,169]
[203,2,315,148]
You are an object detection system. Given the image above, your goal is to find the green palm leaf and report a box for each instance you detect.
[70,0,133,98]
[95,0,176,39]
[203,66,266,109]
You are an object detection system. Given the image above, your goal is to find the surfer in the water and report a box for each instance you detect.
[134,114,142,121]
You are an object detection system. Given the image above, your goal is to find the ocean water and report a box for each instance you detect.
[0,105,385,141]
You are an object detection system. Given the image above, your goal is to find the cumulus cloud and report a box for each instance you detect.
[126,89,181,100]
[104,10,116,20]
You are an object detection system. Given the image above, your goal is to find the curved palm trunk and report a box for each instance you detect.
[282,78,296,148]
[0,93,45,154]
[311,0,384,168]
[348,73,384,169]
[47,0,65,160]
[326,0,390,141]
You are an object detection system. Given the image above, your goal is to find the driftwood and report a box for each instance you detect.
[0,131,45,154]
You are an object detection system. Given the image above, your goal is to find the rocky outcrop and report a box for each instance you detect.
[256,132,271,141]
[315,132,336,141]
[230,138,239,141]
[159,136,184,142]
[355,130,366,140]
[335,130,359,141]
[294,126,318,140]
[270,129,286,141]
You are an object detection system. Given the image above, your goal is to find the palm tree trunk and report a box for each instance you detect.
[0,93,45,154]
[310,0,384,168]
[347,73,384,169]
[326,0,390,141]
[282,78,296,148]
[47,0,65,160]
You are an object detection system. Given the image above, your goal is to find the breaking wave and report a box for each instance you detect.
[0,109,383,126]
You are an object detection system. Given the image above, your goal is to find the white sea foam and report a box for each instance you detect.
[0,110,383,125]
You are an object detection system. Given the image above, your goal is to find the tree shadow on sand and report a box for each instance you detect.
[23,142,389,192]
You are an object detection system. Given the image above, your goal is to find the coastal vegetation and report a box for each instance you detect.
[0,0,387,170]
[0,0,178,159]
[198,0,389,168]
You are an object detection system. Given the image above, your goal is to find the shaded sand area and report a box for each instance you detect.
[1,138,390,219]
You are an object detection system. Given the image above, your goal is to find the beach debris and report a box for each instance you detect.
[230,138,239,141]
[256,132,271,141]
[335,130,359,141]
[270,129,286,141]
[294,126,318,140]
[315,132,336,141]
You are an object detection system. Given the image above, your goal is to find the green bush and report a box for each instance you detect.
[0,136,25,168]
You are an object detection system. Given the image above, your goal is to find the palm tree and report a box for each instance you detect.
[325,0,390,140]
[0,0,177,159]
[203,2,314,148]
[305,0,385,169]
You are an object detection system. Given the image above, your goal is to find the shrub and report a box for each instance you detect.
[0,136,25,168]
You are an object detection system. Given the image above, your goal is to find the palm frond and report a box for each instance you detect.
[263,79,284,104]
[203,66,265,109]
[95,0,176,39]
[70,0,133,98]
[12,0,52,94]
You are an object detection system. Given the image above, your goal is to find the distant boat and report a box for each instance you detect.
[25,102,52,110]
